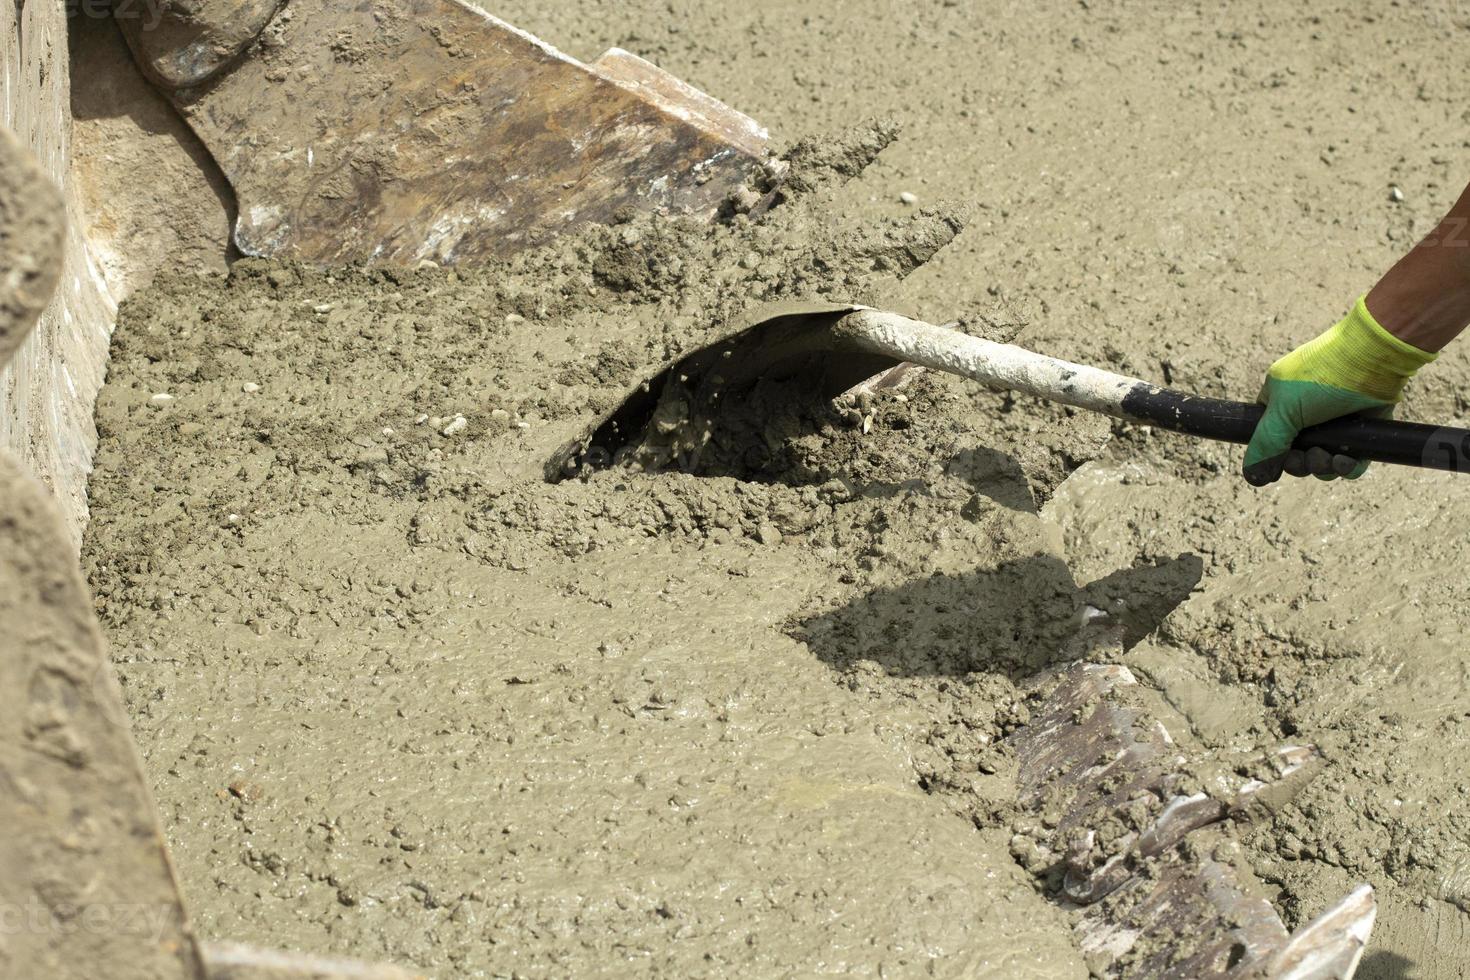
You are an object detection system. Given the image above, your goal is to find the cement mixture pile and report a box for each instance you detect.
[73,2,1470,978]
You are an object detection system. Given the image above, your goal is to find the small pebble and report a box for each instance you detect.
[728,184,762,213]
[228,778,264,804]
[514,421,531,431]
[415,414,429,424]
[149,392,175,407]
[313,303,334,314]
[381,427,395,437]
[441,415,468,437]
[490,408,511,421]
[505,313,526,326]
[241,382,260,393]
[756,523,783,547]
[899,191,918,205]
[1389,185,1405,203]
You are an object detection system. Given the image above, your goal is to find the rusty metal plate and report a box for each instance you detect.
[589,47,768,158]
[117,0,285,89]
[133,0,768,266]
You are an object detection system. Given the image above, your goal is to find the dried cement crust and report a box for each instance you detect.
[2,101,199,980]
[2,0,118,546]
[0,450,204,980]
[0,128,64,371]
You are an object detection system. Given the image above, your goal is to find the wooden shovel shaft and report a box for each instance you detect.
[836,309,1470,473]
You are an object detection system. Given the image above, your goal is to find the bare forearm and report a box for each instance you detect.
[1366,180,1470,352]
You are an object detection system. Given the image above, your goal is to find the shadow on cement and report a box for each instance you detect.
[793,552,1203,679]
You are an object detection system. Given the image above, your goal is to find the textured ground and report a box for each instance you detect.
[84,0,1470,977]
[85,166,1114,977]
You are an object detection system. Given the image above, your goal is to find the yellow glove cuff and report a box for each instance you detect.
[1269,295,1437,402]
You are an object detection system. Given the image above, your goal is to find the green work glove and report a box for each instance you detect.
[1243,296,1436,486]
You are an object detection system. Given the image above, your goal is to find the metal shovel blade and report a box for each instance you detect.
[548,300,875,480]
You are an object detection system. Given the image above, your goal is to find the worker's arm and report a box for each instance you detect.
[1243,179,1470,486]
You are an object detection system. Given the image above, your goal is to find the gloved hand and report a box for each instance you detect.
[1243,296,1436,486]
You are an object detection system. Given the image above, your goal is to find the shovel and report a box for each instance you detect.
[549,300,1470,480]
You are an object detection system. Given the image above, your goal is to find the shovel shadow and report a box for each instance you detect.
[790,553,1204,679]
[944,446,1038,514]
[1357,952,1418,979]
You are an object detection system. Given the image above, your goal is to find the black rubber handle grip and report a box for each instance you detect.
[1120,385,1470,472]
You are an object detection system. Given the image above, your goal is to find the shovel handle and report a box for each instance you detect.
[837,310,1470,474]
[1117,385,1470,472]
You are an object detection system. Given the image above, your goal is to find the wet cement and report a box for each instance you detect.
[84,0,1470,977]
[494,1,1470,973]
[82,145,1126,977]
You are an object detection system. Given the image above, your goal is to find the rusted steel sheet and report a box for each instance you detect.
[589,47,768,158]
[117,0,285,89]
[130,0,768,267]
